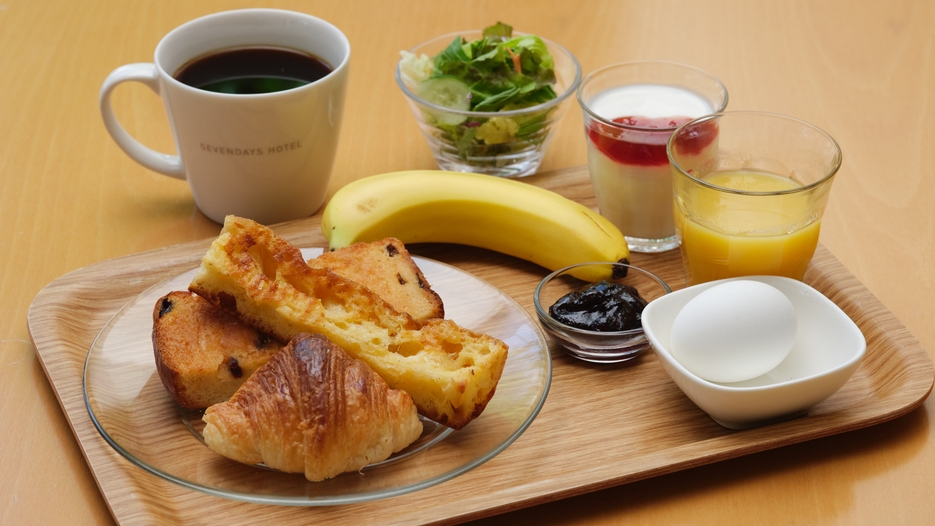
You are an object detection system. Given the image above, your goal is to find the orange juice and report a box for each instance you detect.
[674,171,822,284]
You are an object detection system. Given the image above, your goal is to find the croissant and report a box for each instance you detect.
[202,333,424,482]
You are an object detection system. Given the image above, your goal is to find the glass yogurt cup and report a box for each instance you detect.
[577,61,728,252]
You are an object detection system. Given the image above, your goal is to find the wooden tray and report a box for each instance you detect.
[28,166,934,525]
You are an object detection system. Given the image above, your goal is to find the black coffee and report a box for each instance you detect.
[175,46,333,94]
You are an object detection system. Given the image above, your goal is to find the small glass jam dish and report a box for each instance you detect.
[533,262,671,364]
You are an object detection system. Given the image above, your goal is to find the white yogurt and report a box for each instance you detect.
[589,84,713,127]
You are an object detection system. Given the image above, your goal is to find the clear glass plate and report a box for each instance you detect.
[83,249,551,506]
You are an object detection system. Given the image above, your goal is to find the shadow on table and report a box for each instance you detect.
[478,403,930,525]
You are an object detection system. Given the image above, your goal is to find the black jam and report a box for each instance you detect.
[549,281,647,332]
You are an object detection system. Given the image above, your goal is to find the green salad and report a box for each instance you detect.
[399,22,560,160]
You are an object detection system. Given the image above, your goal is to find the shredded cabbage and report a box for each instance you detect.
[398,51,433,89]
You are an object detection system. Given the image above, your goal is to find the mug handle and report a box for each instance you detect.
[99,63,186,179]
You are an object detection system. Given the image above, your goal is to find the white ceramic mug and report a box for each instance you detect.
[100,9,350,224]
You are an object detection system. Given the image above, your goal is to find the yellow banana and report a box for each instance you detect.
[321,170,629,280]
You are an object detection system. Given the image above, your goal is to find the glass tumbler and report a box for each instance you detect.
[577,61,728,252]
[668,111,842,285]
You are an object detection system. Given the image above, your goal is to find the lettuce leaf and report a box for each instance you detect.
[482,21,513,39]
[429,22,557,113]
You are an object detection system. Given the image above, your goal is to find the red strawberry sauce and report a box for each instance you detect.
[587,116,717,166]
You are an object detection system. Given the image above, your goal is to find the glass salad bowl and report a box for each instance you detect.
[396,27,581,178]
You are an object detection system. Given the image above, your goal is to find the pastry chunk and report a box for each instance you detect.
[152,291,283,409]
[308,238,444,321]
[189,215,508,429]
[202,334,423,481]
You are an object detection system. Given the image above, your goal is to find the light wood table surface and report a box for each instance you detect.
[3,0,934,524]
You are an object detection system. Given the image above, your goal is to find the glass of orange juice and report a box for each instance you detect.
[668,111,842,285]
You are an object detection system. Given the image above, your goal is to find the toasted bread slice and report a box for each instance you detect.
[189,215,508,429]
[152,291,284,409]
[308,238,443,321]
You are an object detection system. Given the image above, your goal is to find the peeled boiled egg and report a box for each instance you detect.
[670,280,797,383]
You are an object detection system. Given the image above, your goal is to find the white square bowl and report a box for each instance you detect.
[641,276,866,429]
